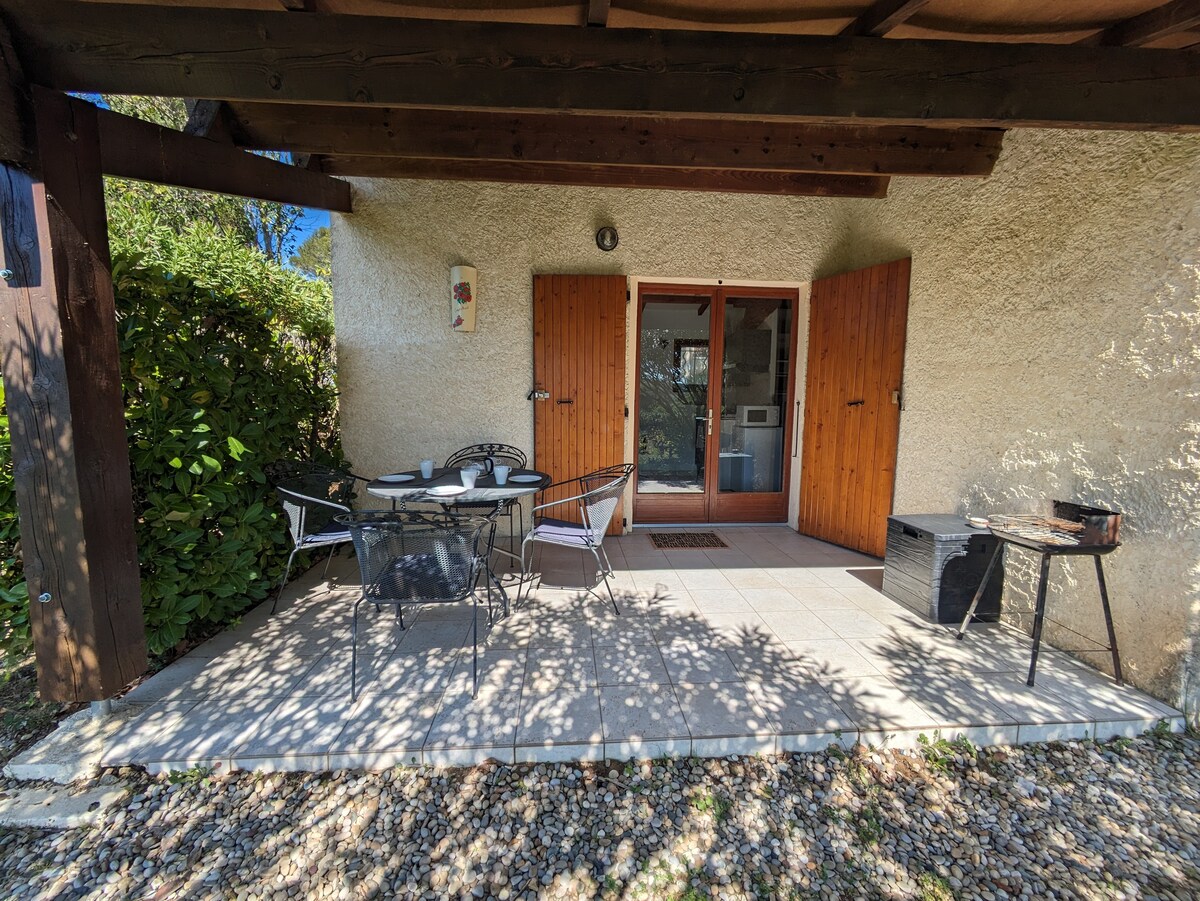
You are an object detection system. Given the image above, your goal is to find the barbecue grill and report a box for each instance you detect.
[956,501,1123,687]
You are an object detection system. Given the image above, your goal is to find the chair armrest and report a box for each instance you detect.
[285,490,352,514]
[531,492,588,515]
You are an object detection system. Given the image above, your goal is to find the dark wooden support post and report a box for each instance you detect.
[0,87,146,701]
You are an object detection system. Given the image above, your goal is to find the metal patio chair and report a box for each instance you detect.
[337,510,491,700]
[443,443,530,541]
[519,463,635,614]
[265,460,369,506]
[272,471,358,613]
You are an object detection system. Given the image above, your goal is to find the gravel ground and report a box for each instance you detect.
[0,733,1197,901]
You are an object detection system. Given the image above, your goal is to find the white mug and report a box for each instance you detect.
[419,459,436,479]
[493,464,511,485]
[460,469,479,488]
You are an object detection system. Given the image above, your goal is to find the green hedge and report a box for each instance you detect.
[0,217,342,660]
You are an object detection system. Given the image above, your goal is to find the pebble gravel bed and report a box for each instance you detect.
[1,733,1197,900]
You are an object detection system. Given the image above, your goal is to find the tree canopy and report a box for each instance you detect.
[290,226,331,282]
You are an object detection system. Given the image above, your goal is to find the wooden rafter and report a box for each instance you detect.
[315,155,890,197]
[0,16,30,165]
[839,0,934,37]
[4,1,1200,132]
[586,0,610,27]
[183,98,234,141]
[226,103,1004,178]
[1081,0,1200,47]
[93,102,352,211]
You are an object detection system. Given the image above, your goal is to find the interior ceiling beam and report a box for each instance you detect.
[839,0,934,38]
[5,2,1200,131]
[225,104,1004,178]
[92,100,352,211]
[315,155,890,198]
[1080,0,1200,47]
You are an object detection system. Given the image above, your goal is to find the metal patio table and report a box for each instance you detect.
[366,467,551,608]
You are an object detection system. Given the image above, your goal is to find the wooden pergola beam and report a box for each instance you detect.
[586,0,610,27]
[5,1,1200,131]
[839,0,934,37]
[94,103,352,211]
[0,87,147,701]
[1081,0,1200,47]
[0,16,30,165]
[316,155,891,197]
[226,104,1004,178]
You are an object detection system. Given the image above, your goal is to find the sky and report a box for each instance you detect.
[293,207,331,246]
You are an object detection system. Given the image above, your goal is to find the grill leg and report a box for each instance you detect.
[1095,555,1124,686]
[1026,552,1052,687]
[956,543,1004,639]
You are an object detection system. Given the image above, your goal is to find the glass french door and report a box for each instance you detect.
[633,284,799,523]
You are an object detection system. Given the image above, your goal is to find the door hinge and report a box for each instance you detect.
[622,517,628,528]
[624,406,629,418]
[626,290,631,303]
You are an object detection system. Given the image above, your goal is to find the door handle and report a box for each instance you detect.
[556,398,573,405]
[705,408,713,436]
[846,399,864,407]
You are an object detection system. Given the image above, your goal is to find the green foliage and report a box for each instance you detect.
[101,95,306,263]
[917,732,978,772]
[113,226,341,653]
[0,386,28,663]
[290,226,331,282]
[916,872,956,901]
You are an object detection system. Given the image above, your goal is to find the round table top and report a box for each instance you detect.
[366,467,550,504]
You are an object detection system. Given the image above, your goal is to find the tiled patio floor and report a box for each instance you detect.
[102,527,1183,773]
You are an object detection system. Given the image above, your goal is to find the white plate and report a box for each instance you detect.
[426,485,469,497]
[377,473,415,483]
[508,474,542,483]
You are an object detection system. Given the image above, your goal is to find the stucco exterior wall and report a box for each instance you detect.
[331,128,1200,718]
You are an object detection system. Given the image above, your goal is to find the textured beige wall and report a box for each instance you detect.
[332,128,1200,717]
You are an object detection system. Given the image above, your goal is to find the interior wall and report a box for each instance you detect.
[331,128,1200,717]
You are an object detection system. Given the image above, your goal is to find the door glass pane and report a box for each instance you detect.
[637,298,712,494]
[718,296,792,493]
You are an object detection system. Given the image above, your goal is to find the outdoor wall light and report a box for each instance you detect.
[451,265,478,332]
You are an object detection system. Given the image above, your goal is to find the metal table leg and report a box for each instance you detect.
[1026,551,1052,686]
[956,542,1005,639]
[1095,555,1124,685]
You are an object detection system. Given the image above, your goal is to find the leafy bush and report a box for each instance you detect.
[0,387,30,664]
[0,211,342,659]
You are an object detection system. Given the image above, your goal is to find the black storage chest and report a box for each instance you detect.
[881,514,1003,624]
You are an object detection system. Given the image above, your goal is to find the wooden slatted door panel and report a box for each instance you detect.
[532,274,627,535]
[798,258,910,557]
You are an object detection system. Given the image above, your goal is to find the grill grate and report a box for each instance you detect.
[649,531,728,549]
[987,514,1085,547]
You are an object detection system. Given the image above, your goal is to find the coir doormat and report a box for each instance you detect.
[649,531,728,549]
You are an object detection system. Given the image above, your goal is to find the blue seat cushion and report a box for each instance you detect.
[301,520,351,546]
[530,516,592,547]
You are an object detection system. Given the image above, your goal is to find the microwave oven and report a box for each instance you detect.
[736,405,780,428]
